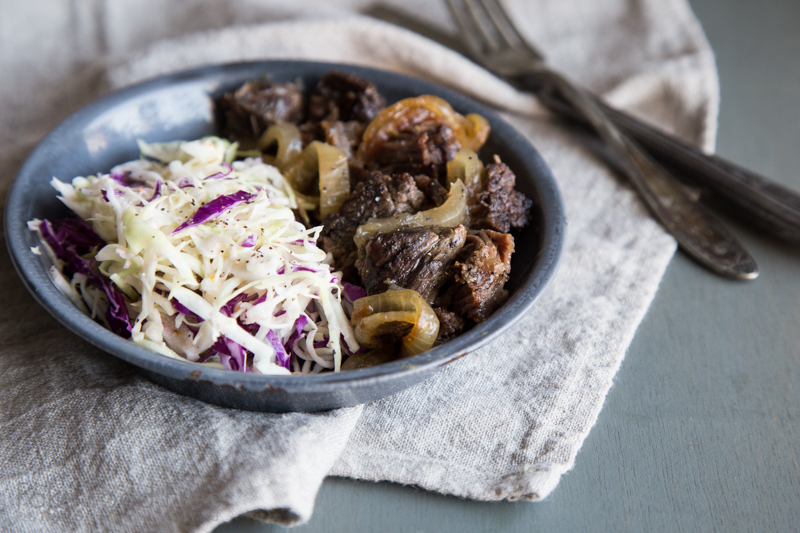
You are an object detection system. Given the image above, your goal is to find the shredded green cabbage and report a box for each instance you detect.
[48,136,359,374]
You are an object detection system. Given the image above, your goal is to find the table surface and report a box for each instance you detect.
[217,0,800,531]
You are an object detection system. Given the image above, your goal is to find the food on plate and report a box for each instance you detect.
[31,70,533,374]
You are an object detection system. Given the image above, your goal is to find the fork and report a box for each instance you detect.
[446,0,761,280]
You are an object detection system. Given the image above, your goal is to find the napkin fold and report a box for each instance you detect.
[0,1,718,531]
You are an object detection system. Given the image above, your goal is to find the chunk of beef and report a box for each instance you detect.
[357,225,467,302]
[218,81,304,141]
[413,174,450,207]
[298,121,324,146]
[433,307,465,346]
[472,159,533,232]
[440,230,514,323]
[322,120,365,161]
[308,71,386,123]
[347,163,372,187]
[320,172,426,279]
[367,121,461,181]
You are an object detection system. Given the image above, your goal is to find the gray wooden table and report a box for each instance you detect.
[218,0,800,530]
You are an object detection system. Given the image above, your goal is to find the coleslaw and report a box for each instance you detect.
[29,136,360,374]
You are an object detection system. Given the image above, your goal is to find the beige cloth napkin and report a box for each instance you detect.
[0,1,718,531]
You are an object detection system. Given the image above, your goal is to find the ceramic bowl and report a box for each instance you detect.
[5,61,565,412]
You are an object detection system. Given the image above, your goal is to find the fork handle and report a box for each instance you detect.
[533,82,800,242]
[522,69,758,279]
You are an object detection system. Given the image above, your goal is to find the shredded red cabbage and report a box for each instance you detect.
[40,217,105,250]
[206,162,233,180]
[283,315,309,360]
[241,234,257,247]
[172,190,255,234]
[220,292,256,317]
[267,330,291,369]
[211,335,250,372]
[342,282,366,303]
[109,171,147,187]
[171,298,204,323]
[39,218,132,337]
[293,315,308,337]
[237,318,259,336]
[148,179,162,201]
[101,189,125,202]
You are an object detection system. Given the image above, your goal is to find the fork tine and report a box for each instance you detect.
[445,0,484,58]
[446,0,501,57]
[476,0,519,48]
[463,0,505,52]
[477,0,545,61]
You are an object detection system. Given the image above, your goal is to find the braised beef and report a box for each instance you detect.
[319,172,426,280]
[217,72,533,350]
[433,307,465,346]
[322,120,365,161]
[439,230,514,323]
[298,121,324,146]
[218,81,304,141]
[367,121,461,181]
[357,225,467,302]
[347,163,372,187]
[308,71,386,123]
[472,159,533,233]
[413,174,450,207]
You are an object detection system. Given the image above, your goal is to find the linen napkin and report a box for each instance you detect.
[0,0,719,530]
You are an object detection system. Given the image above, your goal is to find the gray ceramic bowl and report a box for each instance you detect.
[5,61,565,412]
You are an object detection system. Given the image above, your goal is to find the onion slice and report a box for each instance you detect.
[351,289,439,357]
[447,148,484,192]
[283,141,350,217]
[316,142,350,217]
[258,123,303,171]
[358,95,490,161]
[354,179,467,248]
[341,348,398,370]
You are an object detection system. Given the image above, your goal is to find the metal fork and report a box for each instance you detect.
[446,0,760,280]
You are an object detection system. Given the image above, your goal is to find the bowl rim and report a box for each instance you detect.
[4,59,566,394]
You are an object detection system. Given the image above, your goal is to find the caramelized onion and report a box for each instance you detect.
[447,148,486,225]
[447,148,484,192]
[357,95,490,160]
[351,289,440,357]
[258,123,303,171]
[284,140,323,195]
[316,142,350,217]
[283,141,350,216]
[354,179,467,248]
[341,348,399,370]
